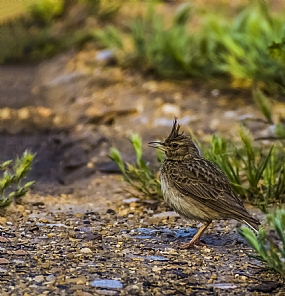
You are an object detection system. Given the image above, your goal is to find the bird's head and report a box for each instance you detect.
[148,118,200,160]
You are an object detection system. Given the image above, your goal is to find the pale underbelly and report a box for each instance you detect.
[160,173,220,222]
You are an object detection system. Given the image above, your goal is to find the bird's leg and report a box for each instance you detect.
[180,221,211,249]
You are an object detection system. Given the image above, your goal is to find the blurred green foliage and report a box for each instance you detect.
[238,208,285,277]
[0,151,35,209]
[28,0,64,24]
[97,2,285,94]
[0,0,121,64]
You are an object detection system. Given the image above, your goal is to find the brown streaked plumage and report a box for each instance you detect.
[149,118,260,248]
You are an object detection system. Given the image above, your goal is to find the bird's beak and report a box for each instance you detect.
[148,141,166,151]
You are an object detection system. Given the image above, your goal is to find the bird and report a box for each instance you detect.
[148,118,260,248]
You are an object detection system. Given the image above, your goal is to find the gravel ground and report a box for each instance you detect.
[0,187,284,296]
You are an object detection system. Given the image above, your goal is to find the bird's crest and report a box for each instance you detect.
[165,118,187,143]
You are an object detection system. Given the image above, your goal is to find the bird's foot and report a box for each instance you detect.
[180,239,206,249]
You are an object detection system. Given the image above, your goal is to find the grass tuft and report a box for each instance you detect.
[238,208,285,277]
[110,134,162,200]
[0,151,35,208]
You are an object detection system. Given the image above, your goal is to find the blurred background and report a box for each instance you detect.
[1,0,285,193]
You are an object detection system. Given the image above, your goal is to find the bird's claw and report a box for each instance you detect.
[180,239,206,249]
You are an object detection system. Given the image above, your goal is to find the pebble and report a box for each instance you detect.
[0,258,10,265]
[80,247,92,254]
[13,250,27,255]
[14,259,25,264]
[45,275,56,282]
[34,275,45,283]
[207,283,238,289]
[91,279,123,289]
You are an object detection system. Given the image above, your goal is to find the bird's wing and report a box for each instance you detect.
[168,158,251,220]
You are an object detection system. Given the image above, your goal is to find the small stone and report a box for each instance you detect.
[13,260,25,265]
[211,89,219,97]
[45,275,56,282]
[152,266,162,272]
[13,250,27,256]
[77,292,93,296]
[80,247,92,254]
[96,290,117,296]
[66,253,74,259]
[0,258,10,264]
[41,263,50,269]
[0,237,8,243]
[34,275,45,283]
[91,279,123,289]
[207,283,237,289]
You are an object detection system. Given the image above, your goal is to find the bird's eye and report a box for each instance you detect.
[172,143,179,148]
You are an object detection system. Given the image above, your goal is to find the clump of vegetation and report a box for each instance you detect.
[0,151,35,208]
[111,128,285,212]
[200,89,285,212]
[97,2,285,94]
[28,0,64,24]
[0,0,121,63]
[110,134,162,200]
[205,128,285,213]
[110,89,285,212]
[238,208,285,277]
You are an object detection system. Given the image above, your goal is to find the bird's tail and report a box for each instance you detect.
[242,217,260,233]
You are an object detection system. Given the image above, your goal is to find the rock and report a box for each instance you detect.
[13,250,27,256]
[211,89,219,97]
[96,50,115,66]
[80,247,92,254]
[0,258,10,265]
[90,279,123,289]
[45,275,56,282]
[0,237,8,243]
[13,260,25,265]
[96,290,118,296]
[34,275,45,283]
[207,283,237,289]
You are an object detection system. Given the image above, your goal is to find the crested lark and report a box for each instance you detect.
[149,119,260,248]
